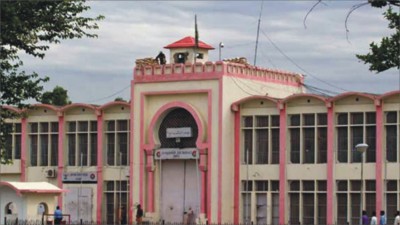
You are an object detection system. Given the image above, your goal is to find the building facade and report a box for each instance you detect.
[1,37,400,225]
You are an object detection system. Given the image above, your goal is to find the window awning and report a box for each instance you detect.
[0,181,66,196]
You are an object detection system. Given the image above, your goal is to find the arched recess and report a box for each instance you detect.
[146,101,206,150]
[5,202,17,214]
[37,202,48,215]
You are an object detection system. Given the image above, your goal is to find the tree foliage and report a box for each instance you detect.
[41,86,71,106]
[356,6,400,73]
[0,0,104,163]
[305,0,399,73]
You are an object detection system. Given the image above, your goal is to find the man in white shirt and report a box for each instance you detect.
[371,211,377,225]
[394,211,400,225]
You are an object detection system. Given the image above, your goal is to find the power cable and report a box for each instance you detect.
[260,28,349,92]
[84,84,131,104]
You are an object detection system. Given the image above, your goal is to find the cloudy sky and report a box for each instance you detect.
[20,1,399,104]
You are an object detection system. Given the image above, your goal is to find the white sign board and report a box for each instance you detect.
[155,148,199,160]
[62,172,97,183]
[166,127,192,138]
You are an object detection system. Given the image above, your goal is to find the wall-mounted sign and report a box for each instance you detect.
[166,127,192,138]
[154,148,199,160]
[62,172,97,183]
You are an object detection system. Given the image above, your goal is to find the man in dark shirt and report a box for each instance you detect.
[136,204,143,224]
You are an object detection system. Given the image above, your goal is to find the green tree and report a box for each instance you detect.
[356,6,399,73]
[41,86,71,106]
[0,0,104,163]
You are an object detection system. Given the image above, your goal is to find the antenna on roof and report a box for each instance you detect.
[194,14,199,63]
[254,0,264,66]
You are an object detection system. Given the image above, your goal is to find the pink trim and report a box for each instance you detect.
[327,106,334,224]
[20,118,27,182]
[60,103,98,113]
[233,108,240,224]
[140,90,211,218]
[98,101,130,110]
[96,114,103,224]
[147,170,154,212]
[139,94,144,207]
[281,93,329,104]
[0,182,66,196]
[217,76,223,223]
[144,93,209,151]
[57,116,64,205]
[329,92,377,102]
[279,106,287,225]
[379,90,400,100]
[231,96,278,112]
[207,92,212,220]
[134,62,302,88]
[376,104,383,221]
[129,80,135,224]
[1,105,21,113]
[29,104,59,112]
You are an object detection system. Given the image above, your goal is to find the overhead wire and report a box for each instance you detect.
[84,84,131,104]
[260,28,349,93]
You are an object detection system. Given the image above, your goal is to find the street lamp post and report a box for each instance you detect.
[219,42,224,61]
[356,143,368,225]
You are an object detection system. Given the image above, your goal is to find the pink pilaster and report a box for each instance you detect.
[57,115,64,205]
[129,80,135,224]
[233,108,240,224]
[146,150,154,212]
[279,105,286,225]
[96,114,103,223]
[200,154,207,214]
[20,118,27,182]
[327,105,334,225]
[376,103,383,221]
[217,76,223,223]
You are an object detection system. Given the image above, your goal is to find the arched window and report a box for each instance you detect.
[158,108,198,148]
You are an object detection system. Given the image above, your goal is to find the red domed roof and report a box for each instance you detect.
[164,36,214,50]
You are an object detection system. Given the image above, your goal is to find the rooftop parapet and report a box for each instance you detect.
[134,61,304,86]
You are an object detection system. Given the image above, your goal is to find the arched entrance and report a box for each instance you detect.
[156,108,200,223]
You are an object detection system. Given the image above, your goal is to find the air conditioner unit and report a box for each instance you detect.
[46,169,57,178]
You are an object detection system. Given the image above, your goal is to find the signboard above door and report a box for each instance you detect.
[154,148,199,160]
[166,127,192,138]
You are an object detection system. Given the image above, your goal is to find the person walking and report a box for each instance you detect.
[136,204,143,225]
[394,211,400,225]
[362,210,370,225]
[380,211,387,225]
[54,206,63,225]
[371,211,377,225]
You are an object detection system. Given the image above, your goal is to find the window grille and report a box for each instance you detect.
[158,108,198,148]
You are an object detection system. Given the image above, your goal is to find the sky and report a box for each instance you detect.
[19,1,400,104]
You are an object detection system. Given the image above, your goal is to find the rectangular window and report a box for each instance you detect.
[290,128,300,163]
[242,115,279,165]
[289,113,327,164]
[385,111,399,162]
[105,120,130,166]
[336,112,376,164]
[104,180,129,224]
[255,129,268,164]
[303,128,315,163]
[386,180,397,225]
[337,193,348,225]
[67,120,97,166]
[337,127,348,162]
[289,180,326,224]
[29,122,58,167]
[4,123,22,160]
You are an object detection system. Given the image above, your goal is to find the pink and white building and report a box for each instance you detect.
[1,36,400,225]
